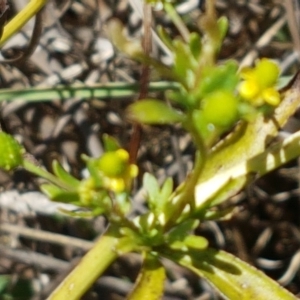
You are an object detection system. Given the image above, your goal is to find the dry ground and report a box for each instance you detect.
[1,0,300,299]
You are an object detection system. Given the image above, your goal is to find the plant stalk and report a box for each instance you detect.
[0,0,47,46]
[0,81,180,102]
[23,159,75,191]
[47,225,130,300]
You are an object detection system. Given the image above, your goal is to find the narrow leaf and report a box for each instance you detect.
[41,184,80,204]
[167,219,199,243]
[159,177,173,207]
[143,173,160,203]
[102,134,120,151]
[52,160,80,188]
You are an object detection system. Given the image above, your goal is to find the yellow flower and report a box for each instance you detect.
[238,58,281,107]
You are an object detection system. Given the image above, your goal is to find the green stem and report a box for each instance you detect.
[165,149,205,230]
[47,225,132,300]
[0,81,180,103]
[163,118,207,229]
[23,159,74,191]
[164,3,190,42]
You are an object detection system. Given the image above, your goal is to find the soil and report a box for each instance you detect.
[1,0,300,299]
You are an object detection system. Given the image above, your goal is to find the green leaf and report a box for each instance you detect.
[115,192,131,215]
[83,157,103,187]
[184,235,209,250]
[0,132,24,171]
[0,275,9,294]
[159,177,173,206]
[157,25,175,52]
[166,86,195,108]
[127,100,184,124]
[163,248,296,300]
[189,32,202,59]
[169,235,208,251]
[127,254,166,300]
[41,183,80,204]
[143,173,160,211]
[173,39,197,87]
[196,61,239,98]
[143,175,173,218]
[52,160,80,188]
[167,219,199,243]
[217,16,229,40]
[102,134,120,151]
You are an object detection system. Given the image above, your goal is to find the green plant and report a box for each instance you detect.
[1,0,300,299]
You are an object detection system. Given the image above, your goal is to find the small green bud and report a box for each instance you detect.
[202,90,238,127]
[97,149,129,177]
[0,132,24,171]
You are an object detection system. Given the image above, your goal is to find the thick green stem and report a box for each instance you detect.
[47,225,132,300]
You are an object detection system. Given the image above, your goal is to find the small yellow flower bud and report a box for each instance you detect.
[116,149,129,161]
